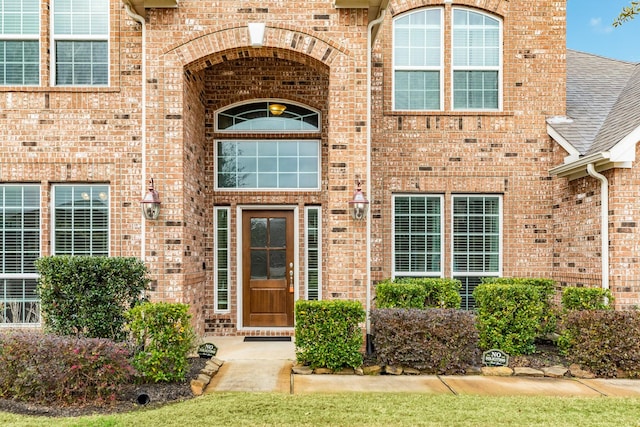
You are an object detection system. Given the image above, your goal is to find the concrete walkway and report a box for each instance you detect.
[203,336,640,397]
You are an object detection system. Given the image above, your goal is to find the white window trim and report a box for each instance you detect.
[0,184,41,327]
[0,0,41,86]
[51,184,110,256]
[391,194,444,279]
[392,7,445,111]
[214,139,322,191]
[450,194,503,279]
[304,206,322,300]
[450,7,503,112]
[215,98,321,134]
[213,206,231,313]
[50,0,110,87]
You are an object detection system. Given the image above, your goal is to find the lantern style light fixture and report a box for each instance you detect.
[141,178,161,220]
[349,180,369,220]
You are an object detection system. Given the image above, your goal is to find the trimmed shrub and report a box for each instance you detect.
[125,302,197,383]
[473,283,545,355]
[395,277,462,308]
[36,256,150,341]
[371,308,479,373]
[375,277,462,309]
[562,287,614,310]
[0,331,134,405]
[295,300,365,370]
[558,310,640,377]
[481,277,557,335]
[375,279,427,309]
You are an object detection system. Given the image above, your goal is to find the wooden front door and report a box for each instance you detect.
[242,210,295,327]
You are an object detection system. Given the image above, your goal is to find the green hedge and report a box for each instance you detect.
[125,302,197,383]
[371,308,479,373]
[559,310,640,377]
[295,300,365,370]
[561,287,614,310]
[36,256,149,341]
[375,278,461,309]
[473,282,545,355]
[481,277,557,335]
[375,279,426,309]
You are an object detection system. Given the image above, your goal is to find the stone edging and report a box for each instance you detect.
[292,363,598,379]
[190,357,224,395]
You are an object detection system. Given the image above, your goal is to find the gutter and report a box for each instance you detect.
[123,2,148,263]
[586,164,609,294]
[366,8,386,353]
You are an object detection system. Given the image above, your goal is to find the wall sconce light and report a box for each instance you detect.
[141,178,161,220]
[349,180,369,220]
[248,22,266,48]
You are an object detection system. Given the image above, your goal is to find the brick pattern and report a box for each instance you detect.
[7,0,636,333]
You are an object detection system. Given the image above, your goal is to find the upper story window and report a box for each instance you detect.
[215,100,321,190]
[393,7,502,111]
[452,9,500,110]
[216,101,320,132]
[0,0,40,86]
[52,0,109,86]
[393,8,443,110]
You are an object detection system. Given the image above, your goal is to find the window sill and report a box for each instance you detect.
[386,110,514,117]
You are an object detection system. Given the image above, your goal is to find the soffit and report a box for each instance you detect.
[335,0,388,22]
[129,0,178,18]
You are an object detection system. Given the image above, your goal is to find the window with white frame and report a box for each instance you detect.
[216,100,321,190]
[452,9,500,110]
[53,185,109,256]
[0,185,40,325]
[52,0,108,86]
[393,7,501,111]
[214,207,230,312]
[0,0,39,85]
[305,206,321,300]
[393,195,442,277]
[452,195,501,309]
[393,8,442,110]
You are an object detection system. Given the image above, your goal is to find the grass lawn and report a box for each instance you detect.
[1,393,640,427]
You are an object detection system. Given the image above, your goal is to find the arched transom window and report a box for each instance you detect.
[215,100,321,190]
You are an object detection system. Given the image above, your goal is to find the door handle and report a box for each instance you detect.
[288,263,294,293]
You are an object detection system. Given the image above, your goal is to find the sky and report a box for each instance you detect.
[567,0,640,62]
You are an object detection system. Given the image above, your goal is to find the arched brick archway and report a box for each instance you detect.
[146,23,368,333]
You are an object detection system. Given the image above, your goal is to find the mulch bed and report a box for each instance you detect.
[0,357,207,418]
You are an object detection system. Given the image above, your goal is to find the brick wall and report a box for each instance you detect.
[370,0,566,284]
[1,0,595,335]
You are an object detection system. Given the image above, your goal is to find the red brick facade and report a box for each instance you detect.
[2,0,634,335]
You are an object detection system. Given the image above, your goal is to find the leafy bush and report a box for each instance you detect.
[473,282,545,355]
[125,302,197,382]
[561,287,614,310]
[375,279,426,309]
[36,256,149,341]
[371,308,479,373]
[0,331,134,405]
[375,277,461,309]
[481,277,557,335]
[558,310,640,377]
[295,300,365,370]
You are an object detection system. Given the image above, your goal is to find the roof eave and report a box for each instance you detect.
[127,0,178,19]
[547,123,581,162]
